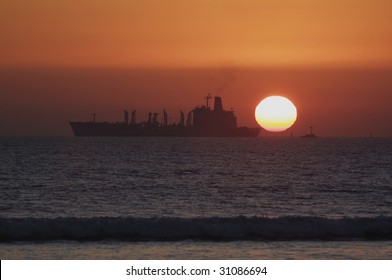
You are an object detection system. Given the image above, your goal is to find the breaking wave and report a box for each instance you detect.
[1,216,392,242]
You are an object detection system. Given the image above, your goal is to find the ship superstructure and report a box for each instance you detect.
[69,95,260,137]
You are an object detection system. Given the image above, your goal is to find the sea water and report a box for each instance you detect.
[0,137,391,259]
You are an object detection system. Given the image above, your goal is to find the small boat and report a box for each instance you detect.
[301,126,318,138]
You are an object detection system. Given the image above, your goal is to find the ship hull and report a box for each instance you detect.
[69,122,260,137]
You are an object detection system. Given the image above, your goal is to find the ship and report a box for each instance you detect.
[69,95,261,137]
[301,126,318,138]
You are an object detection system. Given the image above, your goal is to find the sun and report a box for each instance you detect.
[255,96,297,132]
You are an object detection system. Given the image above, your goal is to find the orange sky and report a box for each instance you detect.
[0,1,392,136]
[1,0,392,67]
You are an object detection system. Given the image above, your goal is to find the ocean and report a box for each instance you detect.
[1,137,391,259]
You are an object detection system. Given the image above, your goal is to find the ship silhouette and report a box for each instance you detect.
[301,126,318,138]
[69,95,260,137]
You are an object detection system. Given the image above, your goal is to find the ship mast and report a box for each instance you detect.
[204,93,212,109]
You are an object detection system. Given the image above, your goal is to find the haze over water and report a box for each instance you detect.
[1,67,392,137]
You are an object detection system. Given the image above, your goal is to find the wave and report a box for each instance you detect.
[1,216,391,242]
